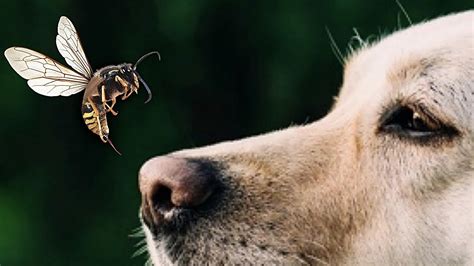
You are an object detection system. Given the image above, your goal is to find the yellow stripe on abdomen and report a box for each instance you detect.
[82,111,94,119]
[84,118,96,125]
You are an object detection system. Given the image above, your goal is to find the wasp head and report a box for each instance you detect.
[118,63,139,90]
[101,52,159,104]
[114,62,153,104]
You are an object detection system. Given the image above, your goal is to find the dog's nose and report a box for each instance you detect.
[139,156,217,228]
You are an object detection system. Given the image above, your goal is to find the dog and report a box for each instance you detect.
[138,11,473,265]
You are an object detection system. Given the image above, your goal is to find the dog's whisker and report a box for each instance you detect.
[395,0,412,25]
[144,257,153,266]
[132,244,148,258]
[325,27,345,65]
[129,226,145,238]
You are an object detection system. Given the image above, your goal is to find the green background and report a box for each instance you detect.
[0,1,471,265]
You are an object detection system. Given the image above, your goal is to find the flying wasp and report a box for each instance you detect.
[4,16,160,154]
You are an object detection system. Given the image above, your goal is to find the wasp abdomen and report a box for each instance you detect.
[81,99,109,142]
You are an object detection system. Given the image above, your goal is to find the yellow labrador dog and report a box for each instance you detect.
[138,11,473,265]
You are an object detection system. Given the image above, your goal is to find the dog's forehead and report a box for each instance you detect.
[346,11,473,80]
[336,11,473,130]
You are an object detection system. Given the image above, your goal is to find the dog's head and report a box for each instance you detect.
[138,11,473,265]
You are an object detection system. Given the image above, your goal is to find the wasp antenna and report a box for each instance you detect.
[135,72,153,104]
[133,51,161,70]
[107,138,122,155]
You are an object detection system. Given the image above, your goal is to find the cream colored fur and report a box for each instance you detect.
[141,11,474,265]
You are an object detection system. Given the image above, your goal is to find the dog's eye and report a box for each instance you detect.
[380,106,455,140]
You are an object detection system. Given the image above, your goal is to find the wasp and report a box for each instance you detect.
[4,16,160,154]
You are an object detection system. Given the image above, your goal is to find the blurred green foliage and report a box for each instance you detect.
[0,0,471,265]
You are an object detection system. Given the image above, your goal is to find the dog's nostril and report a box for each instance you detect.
[139,156,218,226]
[152,185,174,212]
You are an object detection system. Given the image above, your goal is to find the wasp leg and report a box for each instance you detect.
[105,98,118,116]
[115,76,131,100]
[121,88,134,100]
[87,97,106,142]
[101,85,107,103]
[88,97,100,118]
[99,85,118,115]
[95,115,106,142]
[115,76,128,87]
[121,92,128,100]
[105,103,118,116]
[121,87,128,100]
[108,97,117,109]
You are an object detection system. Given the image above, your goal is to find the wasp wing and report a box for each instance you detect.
[4,47,89,96]
[56,16,93,79]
